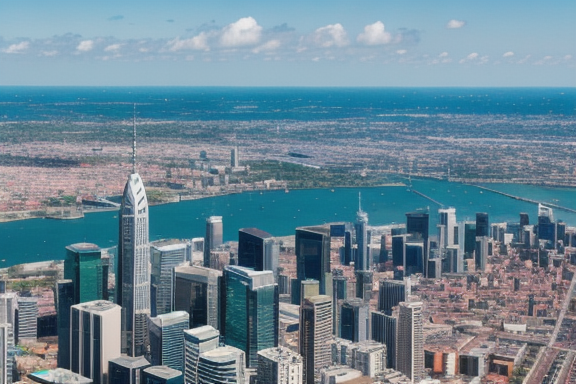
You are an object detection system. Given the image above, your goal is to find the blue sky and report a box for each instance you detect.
[1,0,575,86]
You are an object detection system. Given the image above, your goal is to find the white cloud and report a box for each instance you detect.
[169,32,210,51]
[439,52,449,58]
[76,40,94,52]
[40,50,58,57]
[3,41,29,54]
[446,20,466,29]
[312,23,349,48]
[104,44,122,52]
[564,55,572,60]
[517,54,531,64]
[396,49,407,55]
[357,21,392,45]
[503,51,514,58]
[220,17,262,47]
[459,52,479,63]
[252,39,281,54]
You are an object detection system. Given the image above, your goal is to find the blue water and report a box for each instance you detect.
[0,179,574,267]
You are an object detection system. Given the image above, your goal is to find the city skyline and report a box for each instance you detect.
[1,0,575,86]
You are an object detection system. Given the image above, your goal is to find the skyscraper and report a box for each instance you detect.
[17,297,37,342]
[142,366,184,384]
[257,347,303,384]
[397,301,424,383]
[438,207,457,250]
[222,266,279,368]
[118,112,151,357]
[173,265,221,329]
[238,228,279,276]
[340,298,370,343]
[150,239,189,316]
[70,300,121,384]
[148,311,189,372]
[55,280,74,369]
[378,279,409,314]
[354,193,369,271]
[475,212,490,237]
[197,346,245,384]
[371,311,397,369]
[204,216,223,267]
[183,325,220,384]
[231,146,239,167]
[406,212,429,277]
[64,243,109,304]
[294,226,331,304]
[299,295,332,384]
[108,356,151,384]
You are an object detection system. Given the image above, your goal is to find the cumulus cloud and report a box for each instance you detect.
[104,44,122,52]
[220,17,262,47]
[357,21,392,45]
[3,41,29,53]
[459,52,478,63]
[446,19,466,29]
[312,23,348,48]
[169,32,210,51]
[439,52,449,58]
[252,39,281,54]
[396,49,407,55]
[503,51,514,58]
[40,50,58,57]
[76,40,94,52]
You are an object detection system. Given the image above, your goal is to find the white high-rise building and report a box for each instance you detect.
[396,301,424,384]
[118,112,151,357]
[438,207,457,250]
[70,300,121,384]
[257,347,303,384]
[300,295,332,384]
[204,216,223,267]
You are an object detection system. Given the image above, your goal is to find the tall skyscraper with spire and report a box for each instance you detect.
[118,106,151,357]
[354,192,369,271]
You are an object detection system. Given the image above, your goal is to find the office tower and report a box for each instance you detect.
[0,292,17,342]
[438,208,457,249]
[458,221,476,260]
[231,146,239,167]
[142,366,183,384]
[379,234,388,263]
[405,239,424,276]
[174,265,221,329]
[64,243,109,303]
[444,246,461,273]
[355,270,373,302]
[343,231,352,265]
[300,280,320,305]
[17,297,37,341]
[475,236,489,272]
[300,295,332,384]
[238,228,279,276]
[340,298,370,343]
[354,193,369,271]
[1,324,11,384]
[406,212,429,276]
[257,347,303,384]
[520,212,530,227]
[378,279,410,314]
[183,325,220,384]
[150,239,189,316]
[538,204,557,245]
[475,212,489,237]
[148,311,189,372]
[397,302,424,383]
[294,226,331,304]
[109,356,151,384]
[371,311,397,369]
[222,266,279,368]
[392,235,407,268]
[118,118,151,357]
[198,346,245,384]
[204,216,223,267]
[70,300,121,384]
[55,280,74,369]
[332,276,347,336]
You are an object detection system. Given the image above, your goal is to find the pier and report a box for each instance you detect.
[410,189,444,207]
[472,185,576,214]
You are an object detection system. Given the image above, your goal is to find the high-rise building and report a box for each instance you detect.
[299,295,332,384]
[55,280,74,369]
[257,346,303,384]
[148,311,189,372]
[538,204,557,245]
[118,126,151,357]
[64,243,109,304]
[1,324,12,384]
[204,216,223,267]
[222,266,279,368]
[183,325,220,384]
[475,236,489,272]
[238,228,279,277]
[476,213,490,237]
[0,292,17,344]
[17,297,37,342]
[70,300,121,384]
[354,193,369,271]
[231,146,239,167]
[150,239,189,316]
[458,221,477,260]
[197,345,245,384]
[332,276,348,337]
[406,212,429,277]
[294,226,332,304]
[371,311,397,369]
[355,270,373,303]
[174,265,221,330]
[340,298,370,343]
[397,302,424,383]
[142,366,183,384]
[378,279,410,314]
[438,208,457,250]
[108,356,151,384]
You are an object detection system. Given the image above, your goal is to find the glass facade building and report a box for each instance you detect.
[64,243,109,304]
[150,240,189,317]
[148,311,189,373]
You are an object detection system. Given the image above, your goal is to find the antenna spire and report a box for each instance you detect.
[132,104,136,174]
[358,192,362,212]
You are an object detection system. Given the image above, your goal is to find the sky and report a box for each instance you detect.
[1,0,575,86]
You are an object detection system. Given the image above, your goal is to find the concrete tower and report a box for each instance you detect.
[354,193,369,271]
[118,107,151,357]
[397,301,424,383]
[299,295,332,384]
